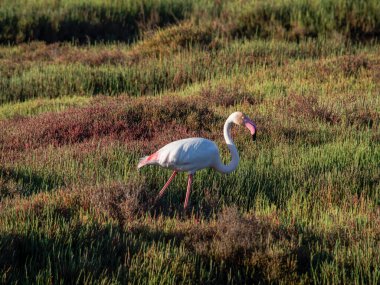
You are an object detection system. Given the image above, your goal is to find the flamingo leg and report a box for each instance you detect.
[156,171,177,202]
[184,174,193,209]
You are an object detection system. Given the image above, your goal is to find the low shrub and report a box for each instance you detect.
[0,96,219,151]
[283,94,340,125]
[128,21,215,60]
[185,207,300,282]
[80,178,152,225]
[200,84,259,107]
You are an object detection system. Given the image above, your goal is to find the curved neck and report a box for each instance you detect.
[213,118,240,174]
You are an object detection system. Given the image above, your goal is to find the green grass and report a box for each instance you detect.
[0,2,380,284]
[0,38,378,104]
[0,96,90,119]
[0,0,193,43]
[0,0,379,43]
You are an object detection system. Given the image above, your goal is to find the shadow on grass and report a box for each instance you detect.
[0,224,249,284]
[0,227,128,284]
[37,175,366,282]
[0,214,344,284]
[0,166,65,199]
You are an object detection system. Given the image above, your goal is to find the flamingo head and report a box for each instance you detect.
[231,111,257,141]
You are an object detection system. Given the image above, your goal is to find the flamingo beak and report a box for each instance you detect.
[244,118,257,141]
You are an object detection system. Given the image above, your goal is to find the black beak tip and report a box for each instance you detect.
[252,133,257,141]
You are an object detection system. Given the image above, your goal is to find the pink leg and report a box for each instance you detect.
[184,174,193,209]
[156,171,177,202]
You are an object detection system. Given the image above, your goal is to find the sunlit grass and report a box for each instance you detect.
[0,96,91,119]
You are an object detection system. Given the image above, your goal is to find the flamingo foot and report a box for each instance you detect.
[184,174,193,210]
[155,171,177,203]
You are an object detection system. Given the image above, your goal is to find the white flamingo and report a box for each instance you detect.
[137,111,257,209]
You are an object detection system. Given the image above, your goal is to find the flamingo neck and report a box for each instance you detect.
[214,118,239,174]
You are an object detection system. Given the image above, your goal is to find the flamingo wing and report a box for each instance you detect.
[138,138,219,173]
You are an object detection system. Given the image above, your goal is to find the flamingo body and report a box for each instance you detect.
[138,138,219,174]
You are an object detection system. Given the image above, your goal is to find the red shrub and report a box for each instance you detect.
[283,93,340,124]
[200,84,260,107]
[0,96,218,151]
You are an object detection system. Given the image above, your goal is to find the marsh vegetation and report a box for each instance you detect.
[0,0,379,284]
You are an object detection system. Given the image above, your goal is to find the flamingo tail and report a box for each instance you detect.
[137,156,149,169]
[138,152,160,169]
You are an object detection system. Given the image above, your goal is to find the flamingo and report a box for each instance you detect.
[137,111,257,209]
